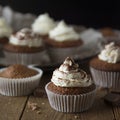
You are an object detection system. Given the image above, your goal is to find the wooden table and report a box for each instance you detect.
[0,66,120,120]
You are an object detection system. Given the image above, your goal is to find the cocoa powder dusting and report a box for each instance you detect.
[0,64,38,79]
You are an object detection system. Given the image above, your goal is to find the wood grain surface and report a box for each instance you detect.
[0,69,119,120]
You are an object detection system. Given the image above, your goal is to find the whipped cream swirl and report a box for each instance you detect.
[0,18,12,38]
[98,42,120,63]
[49,21,80,41]
[51,57,93,87]
[32,13,56,35]
[9,28,42,47]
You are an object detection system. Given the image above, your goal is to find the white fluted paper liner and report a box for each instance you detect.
[0,67,43,96]
[45,82,96,113]
[90,67,120,92]
[4,50,50,65]
[47,45,85,63]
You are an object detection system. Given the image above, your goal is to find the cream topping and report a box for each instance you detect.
[9,28,42,47]
[51,57,93,87]
[49,21,80,41]
[32,13,56,35]
[80,28,103,44]
[0,18,12,38]
[98,42,120,63]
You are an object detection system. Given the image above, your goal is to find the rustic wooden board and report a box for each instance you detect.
[0,72,119,120]
[65,90,115,120]
[112,106,120,120]
[0,95,28,120]
[21,73,68,120]
[21,96,67,120]
[21,73,116,120]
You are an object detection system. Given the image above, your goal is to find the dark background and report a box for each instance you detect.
[0,0,120,29]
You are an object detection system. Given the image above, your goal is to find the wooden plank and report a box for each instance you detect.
[21,73,67,120]
[112,106,120,120]
[0,95,28,120]
[21,83,116,120]
[21,96,67,120]
[21,72,115,120]
[66,90,115,120]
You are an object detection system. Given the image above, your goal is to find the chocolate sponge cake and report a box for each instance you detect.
[44,36,83,48]
[90,42,120,92]
[0,64,43,96]
[4,28,44,53]
[45,57,96,113]
[90,57,120,72]
[0,64,38,78]
[3,28,50,65]
[4,43,44,53]
[47,82,95,95]
[44,21,83,62]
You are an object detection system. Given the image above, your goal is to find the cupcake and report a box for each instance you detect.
[100,27,117,37]
[4,28,50,65]
[31,13,56,36]
[90,42,120,92]
[0,64,43,96]
[0,18,12,45]
[45,21,83,62]
[45,57,96,113]
[99,27,120,45]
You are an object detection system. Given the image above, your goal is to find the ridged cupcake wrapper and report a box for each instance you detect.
[47,46,84,63]
[4,50,50,65]
[0,67,43,96]
[45,83,96,113]
[90,67,120,92]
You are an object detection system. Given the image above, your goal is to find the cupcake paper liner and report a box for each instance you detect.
[47,46,84,63]
[4,50,50,65]
[45,82,96,113]
[90,67,120,92]
[0,67,43,96]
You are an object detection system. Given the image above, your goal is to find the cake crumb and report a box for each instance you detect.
[74,115,79,119]
[28,101,40,111]
[42,102,45,105]
[36,110,41,114]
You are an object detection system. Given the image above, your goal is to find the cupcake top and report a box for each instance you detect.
[51,57,93,87]
[100,27,116,37]
[0,18,12,38]
[32,13,56,35]
[9,28,43,47]
[49,21,80,42]
[98,42,120,63]
[0,64,38,79]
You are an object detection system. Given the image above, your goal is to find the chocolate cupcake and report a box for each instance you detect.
[4,28,50,65]
[100,27,117,37]
[0,64,43,96]
[0,18,12,45]
[31,13,56,36]
[99,27,120,45]
[45,21,83,62]
[45,57,96,113]
[90,42,120,92]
